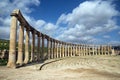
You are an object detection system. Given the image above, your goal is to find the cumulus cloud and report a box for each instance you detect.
[0,0,58,39]
[0,0,120,45]
[56,0,119,44]
[0,0,40,40]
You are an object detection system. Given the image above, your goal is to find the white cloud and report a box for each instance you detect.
[103,35,110,39]
[0,0,120,45]
[56,0,119,44]
[0,0,40,39]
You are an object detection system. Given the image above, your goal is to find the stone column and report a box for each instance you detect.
[53,41,55,58]
[67,45,69,57]
[75,45,77,56]
[92,45,94,55]
[87,45,89,56]
[55,41,57,58]
[70,44,73,56]
[7,15,17,68]
[102,45,104,55]
[64,44,67,57]
[62,43,64,57]
[86,45,87,56]
[50,40,53,59]
[30,30,35,62]
[78,45,80,56]
[107,45,109,55]
[81,45,83,56]
[88,45,89,56]
[37,34,41,61]
[41,34,44,60]
[85,45,86,56]
[85,45,87,56]
[59,43,61,58]
[98,45,100,55]
[83,45,85,56]
[54,41,56,58]
[100,45,101,55]
[24,29,30,64]
[47,38,50,59]
[16,24,24,65]
[95,45,97,55]
[72,45,74,56]
[82,44,84,56]
[107,45,111,55]
[56,42,59,58]
[104,45,107,55]
[97,45,99,55]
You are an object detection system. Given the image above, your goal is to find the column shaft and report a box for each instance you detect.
[41,35,44,60]
[50,41,53,59]
[59,44,61,58]
[47,39,50,59]
[70,45,73,56]
[30,31,35,62]
[67,45,69,57]
[64,44,67,57]
[37,35,40,61]
[17,25,24,65]
[7,16,17,68]
[24,29,30,64]
[56,43,59,58]
[62,44,64,57]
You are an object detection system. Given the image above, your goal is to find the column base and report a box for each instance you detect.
[16,61,23,66]
[24,60,29,64]
[7,62,16,68]
[30,59,34,62]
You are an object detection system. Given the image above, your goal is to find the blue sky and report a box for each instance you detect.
[0,0,120,45]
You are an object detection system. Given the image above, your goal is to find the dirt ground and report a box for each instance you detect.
[0,55,120,80]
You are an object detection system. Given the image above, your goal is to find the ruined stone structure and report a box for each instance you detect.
[7,9,112,68]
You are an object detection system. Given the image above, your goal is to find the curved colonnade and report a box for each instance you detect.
[7,9,112,68]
